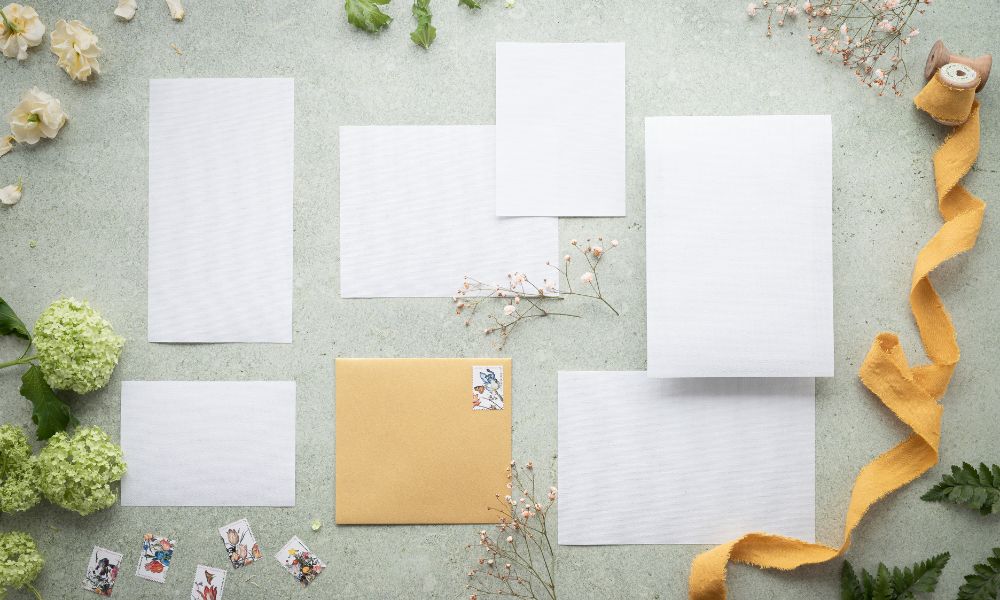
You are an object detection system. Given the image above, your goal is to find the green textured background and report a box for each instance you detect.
[1,1,998,598]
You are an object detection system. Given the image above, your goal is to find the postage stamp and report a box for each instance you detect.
[472,365,504,410]
[275,536,325,586]
[218,518,262,569]
[82,546,123,596]
[135,533,175,583]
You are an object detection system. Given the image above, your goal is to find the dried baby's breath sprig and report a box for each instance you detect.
[465,461,557,600]
[454,237,621,349]
[746,0,931,95]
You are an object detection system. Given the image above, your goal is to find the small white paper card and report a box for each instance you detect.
[339,126,557,297]
[120,381,296,506]
[645,115,834,377]
[148,78,294,343]
[558,372,815,545]
[495,42,626,216]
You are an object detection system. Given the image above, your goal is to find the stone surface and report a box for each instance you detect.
[0,1,997,599]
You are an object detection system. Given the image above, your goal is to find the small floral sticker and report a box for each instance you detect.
[275,536,325,586]
[218,518,262,569]
[472,366,504,410]
[190,564,226,600]
[135,534,175,583]
[82,546,123,596]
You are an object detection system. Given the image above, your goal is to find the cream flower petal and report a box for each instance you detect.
[7,87,67,144]
[0,135,12,157]
[115,0,137,20]
[165,0,184,20]
[50,19,102,81]
[0,180,22,206]
[0,3,45,60]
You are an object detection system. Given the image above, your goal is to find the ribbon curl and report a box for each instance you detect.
[688,75,986,600]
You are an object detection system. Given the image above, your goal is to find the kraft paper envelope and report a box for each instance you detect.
[335,358,512,524]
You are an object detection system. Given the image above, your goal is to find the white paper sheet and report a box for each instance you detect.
[495,42,626,216]
[339,126,558,298]
[645,115,834,377]
[120,381,296,506]
[558,372,815,545]
[148,79,294,343]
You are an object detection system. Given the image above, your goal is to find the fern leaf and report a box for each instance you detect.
[922,462,1000,515]
[861,568,877,599]
[958,548,1000,600]
[841,560,867,600]
[891,552,950,598]
[872,563,893,600]
[842,554,949,600]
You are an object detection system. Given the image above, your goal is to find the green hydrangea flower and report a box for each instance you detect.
[0,532,44,598]
[0,425,40,514]
[33,297,124,394]
[38,426,126,516]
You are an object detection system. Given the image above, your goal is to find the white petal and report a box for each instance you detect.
[165,0,185,20]
[0,136,12,158]
[115,0,138,20]
[0,182,22,206]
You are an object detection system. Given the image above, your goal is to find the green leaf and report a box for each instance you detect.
[0,296,30,340]
[872,563,892,600]
[958,548,1000,600]
[841,560,868,600]
[410,0,435,49]
[842,554,950,600]
[20,365,77,440]
[861,568,876,599]
[459,0,481,8]
[891,552,949,598]
[922,462,1000,515]
[346,0,392,33]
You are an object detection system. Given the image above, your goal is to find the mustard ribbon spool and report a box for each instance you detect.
[687,63,987,599]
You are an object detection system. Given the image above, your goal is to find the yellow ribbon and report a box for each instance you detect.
[688,76,986,600]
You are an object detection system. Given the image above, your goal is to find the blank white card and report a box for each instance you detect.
[496,43,626,217]
[340,126,557,297]
[148,79,294,343]
[558,372,815,545]
[645,115,833,378]
[121,381,296,506]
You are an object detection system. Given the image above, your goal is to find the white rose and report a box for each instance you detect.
[50,19,101,81]
[115,0,137,20]
[0,180,22,206]
[8,87,67,144]
[0,3,45,61]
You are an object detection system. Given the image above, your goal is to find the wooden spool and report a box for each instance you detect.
[924,39,992,91]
